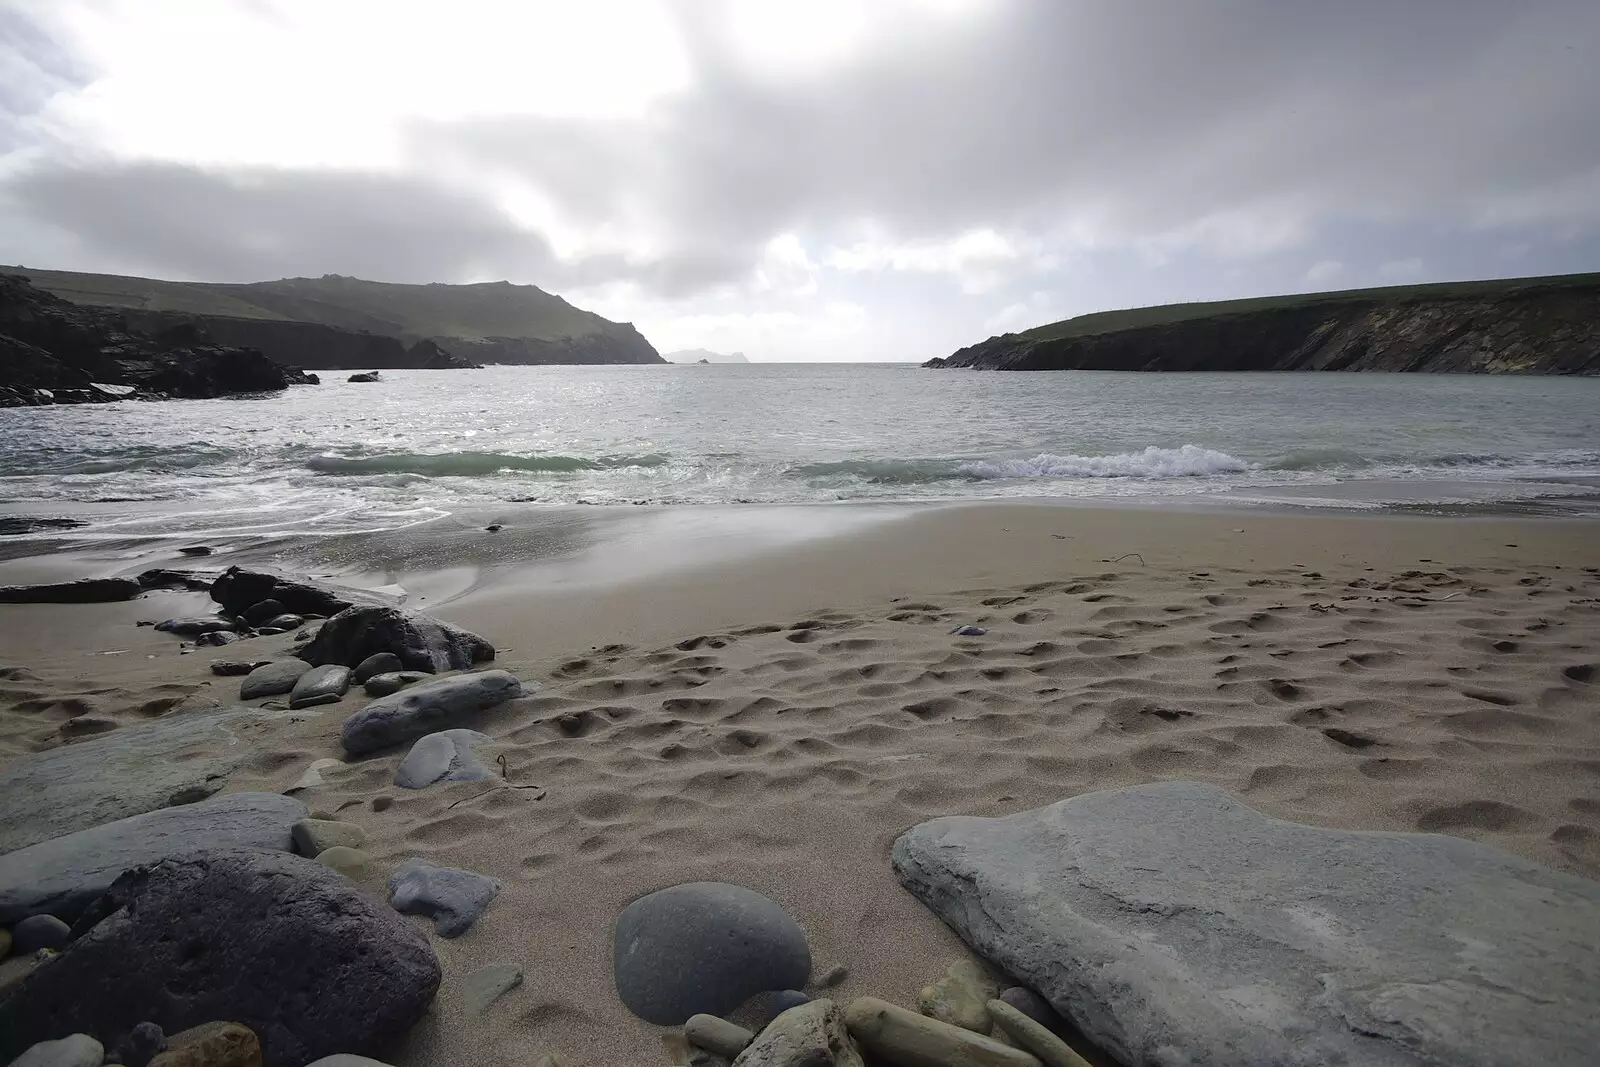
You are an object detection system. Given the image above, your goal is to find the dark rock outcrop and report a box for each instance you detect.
[1,274,300,404]
[930,274,1600,374]
[297,606,495,673]
[0,849,442,1067]
[122,310,480,370]
[210,566,374,618]
[0,577,142,603]
[441,326,662,366]
[347,371,382,382]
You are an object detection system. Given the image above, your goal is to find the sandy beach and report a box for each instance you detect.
[2,501,1597,1065]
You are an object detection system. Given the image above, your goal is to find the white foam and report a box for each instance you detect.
[959,445,1252,479]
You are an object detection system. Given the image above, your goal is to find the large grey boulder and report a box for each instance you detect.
[891,781,1600,1067]
[298,606,495,673]
[0,792,305,923]
[613,881,811,1025]
[394,729,495,789]
[0,578,141,603]
[0,849,441,1067]
[0,706,285,854]
[239,660,312,700]
[340,670,523,755]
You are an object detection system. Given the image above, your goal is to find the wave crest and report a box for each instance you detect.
[960,445,1250,479]
[307,451,669,477]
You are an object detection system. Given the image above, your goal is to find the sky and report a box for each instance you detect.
[2,1,1598,362]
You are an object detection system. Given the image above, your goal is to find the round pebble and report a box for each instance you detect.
[765,989,810,1022]
[115,1021,166,1067]
[12,914,70,953]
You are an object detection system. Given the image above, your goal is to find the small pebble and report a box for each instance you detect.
[12,913,70,953]
[115,1021,166,1067]
[765,989,810,1022]
[316,846,371,876]
[372,795,394,812]
[818,964,850,988]
[462,963,524,1014]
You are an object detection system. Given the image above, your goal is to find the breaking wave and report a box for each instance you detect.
[959,445,1252,479]
[306,452,670,477]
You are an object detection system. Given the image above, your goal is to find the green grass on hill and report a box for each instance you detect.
[1017,272,1600,342]
[6,267,621,342]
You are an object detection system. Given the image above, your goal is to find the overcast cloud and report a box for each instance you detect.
[2,0,1597,360]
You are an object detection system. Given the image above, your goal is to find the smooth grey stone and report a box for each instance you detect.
[394,729,494,789]
[363,671,428,697]
[0,578,140,603]
[154,616,238,636]
[287,757,345,792]
[353,652,402,683]
[0,705,284,854]
[738,999,863,1067]
[986,1000,1093,1067]
[684,1014,753,1058]
[387,858,500,938]
[341,670,523,756]
[288,664,352,709]
[114,1021,165,1067]
[262,613,305,631]
[240,660,312,700]
[0,849,440,1067]
[892,781,1600,1067]
[764,989,811,1023]
[461,963,523,1014]
[12,914,70,952]
[241,598,287,625]
[290,818,366,856]
[844,998,1035,1067]
[6,1034,105,1067]
[0,792,305,924]
[299,606,495,674]
[613,881,810,1025]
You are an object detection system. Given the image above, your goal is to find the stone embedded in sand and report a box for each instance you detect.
[0,792,305,924]
[211,659,269,676]
[763,990,811,1024]
[985,1001,1093,1067]
[736,999,864,1067]
[241,599,287,626]
[261,613,304,631]
[290,818,366,857]
[461,963,523,1014]
[353,652,402,683]
[0,849,440,1067]
[0,577,141,603]
[387,858,500,938]
[195,631,240,647]
[685,1014,755,1059]
[287,664,352,709]
[843,998,1038,1067]
[12,913,71,952]
[394,729,495,789]
[340,670,523,756]
[7,1034,106,1067]
[146,1021,260,1067]
[115,1022,167,1067]
[613,881,811,1025]
[239,660,313,700]
[892,781,1600,1067]
[917,959,997,1034]
[316,846,370,877]
[211,567,368,620]
[298,606,495,674]
[363,671,429,697]
[156,617,240,636]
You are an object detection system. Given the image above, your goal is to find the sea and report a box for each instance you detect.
[3,364,1599,541]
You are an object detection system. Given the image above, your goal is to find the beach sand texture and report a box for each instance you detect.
[1,504,1597,1065]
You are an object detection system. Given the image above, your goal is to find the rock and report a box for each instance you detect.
[12,914,71,952]
[686,1014,755,1059]
[765,990,811,1023]
[819,964,850,988]
[116,1021,167,1067]
[0,927,9,957]
[984,1002,1093,1067]
[210,660,270,677]
[261,614,304,631]
[347,371,381,382]
[238,661,311,700]
[286,758,345,792]
[154,617,239,636]
[843,998,1039,1067]
[240,600,286,626]
[255,628,284,636]
[178,546,213,556]
[301,1058,395,1067]
[892,782,1600,1067]
[0,849,440,1067]
[917,959,997,1034]
[6,1034,105,1067]
[58,715,117,739]
[734,999,863,1067]
[0,577,142,603]
[287,664,352,709]
[136,569,217,592]
[315,847,370,877]
[352,652,402,683]
[298,606,495,673]
[394,730,495,789]
[341,670,523,756]
[362,671,428,697]
[290,819,365,857]
[996,989,1061,1032]
[145,1022,259,1067]
[210,568,374,620]
[613,881,811,1025]
[194,631,239,647]
[386,858,500,937]
[484,523,503,532]
[461,963,523,1014]
[0,792,305,924]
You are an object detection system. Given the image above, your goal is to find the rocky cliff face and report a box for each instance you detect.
[929,280,1600,374]
[440,326,662,366]
[0,274,306,407]
[119,310,481,370]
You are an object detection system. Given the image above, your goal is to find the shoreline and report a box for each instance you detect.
[1,500,1597,1064]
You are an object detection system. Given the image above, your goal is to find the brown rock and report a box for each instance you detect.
[148,1022,262,1067]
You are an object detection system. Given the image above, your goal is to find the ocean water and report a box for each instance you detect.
[2,364,1598,537]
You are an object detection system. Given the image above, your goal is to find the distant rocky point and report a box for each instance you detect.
[930,273,1600,374]
[666,348,751,364]
[8,267,665,369]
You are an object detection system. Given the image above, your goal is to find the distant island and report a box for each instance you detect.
[928,273,1600,374]
[8,267,665,370]
[665,348,750,364]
